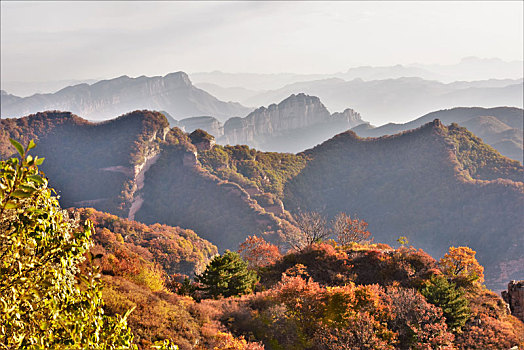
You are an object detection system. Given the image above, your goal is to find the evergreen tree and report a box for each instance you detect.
[195,250,258,298]
[420,274,470,332]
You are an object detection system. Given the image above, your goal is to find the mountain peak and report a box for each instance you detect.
[164,71,192,86]
[1,71,250,121]
[280,93,321,105]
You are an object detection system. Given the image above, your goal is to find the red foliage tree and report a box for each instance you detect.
[332,213,371,245]
[238,235,281,268]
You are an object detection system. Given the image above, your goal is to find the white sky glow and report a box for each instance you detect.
[1,1,523,82]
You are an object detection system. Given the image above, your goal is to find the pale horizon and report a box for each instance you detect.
[1,1,523,83]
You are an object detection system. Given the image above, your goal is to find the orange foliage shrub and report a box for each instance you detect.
[213,332,264,350]
[238,235,281,269]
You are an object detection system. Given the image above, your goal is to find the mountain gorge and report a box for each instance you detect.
[0,72,251,121]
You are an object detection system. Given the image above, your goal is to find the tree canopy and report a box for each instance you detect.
[195,250,258,299]
[0,139,136,349]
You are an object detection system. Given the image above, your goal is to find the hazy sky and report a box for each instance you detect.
[1,1,523,82]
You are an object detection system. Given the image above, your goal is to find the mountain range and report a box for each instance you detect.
[231,77,523,126]
[191,57,524,91]
[0,72,251,121]
[352,107,524,163]
[173,93,367,153]
[1,110,522,290]
[2,74,522,162]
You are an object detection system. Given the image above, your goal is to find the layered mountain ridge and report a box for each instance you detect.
[236,77,523,126]
[0,72,251,121]
[352,107,524,162]
[1,110,522,289]
[175,93,367,153]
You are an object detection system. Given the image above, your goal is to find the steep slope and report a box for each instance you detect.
[0,111,296,252]
[0,110,170,217]
[353,107,524,162]
[221,93,366,153]
[282,120,523,289]
[134,129,296,250]
[0,72,251,121]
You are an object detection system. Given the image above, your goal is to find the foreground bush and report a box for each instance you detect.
[0,140,136,349]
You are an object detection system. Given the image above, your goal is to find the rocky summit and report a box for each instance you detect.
[221,93,367,152]
[0,72,251,121]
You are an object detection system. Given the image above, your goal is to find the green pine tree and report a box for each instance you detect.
[195,250,258,298]
[420,274,471,332]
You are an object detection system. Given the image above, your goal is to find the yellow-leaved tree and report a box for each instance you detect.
[439,246,484,288]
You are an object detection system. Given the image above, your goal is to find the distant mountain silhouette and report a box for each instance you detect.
[239,77,523,125]
[220,93,366,153]
[173,94,368,154]
[0,72,251,122]
[191,57,523,91]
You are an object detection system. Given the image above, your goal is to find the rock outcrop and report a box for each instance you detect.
[189,129,216,152]
[502,280,524,322]
[220,93,366,152]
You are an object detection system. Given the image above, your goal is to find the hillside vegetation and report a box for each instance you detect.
[353,107,523,162]
[1,111,522,289]
[283,120,523,289]
[2,138,523,350]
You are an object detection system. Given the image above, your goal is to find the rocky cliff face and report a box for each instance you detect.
[0,72,251,121]
[502,280,524,322]
[220,93,365,149]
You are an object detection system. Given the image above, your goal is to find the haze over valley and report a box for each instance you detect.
[1,1,523,349]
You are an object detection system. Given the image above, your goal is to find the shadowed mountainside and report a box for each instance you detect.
[1,111,522,289]
[0,110,297,251]
[282,120,523,289]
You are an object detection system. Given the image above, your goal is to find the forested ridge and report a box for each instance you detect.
[0,122,524,350]
[1,142,523,348]
[1,110,522,291]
